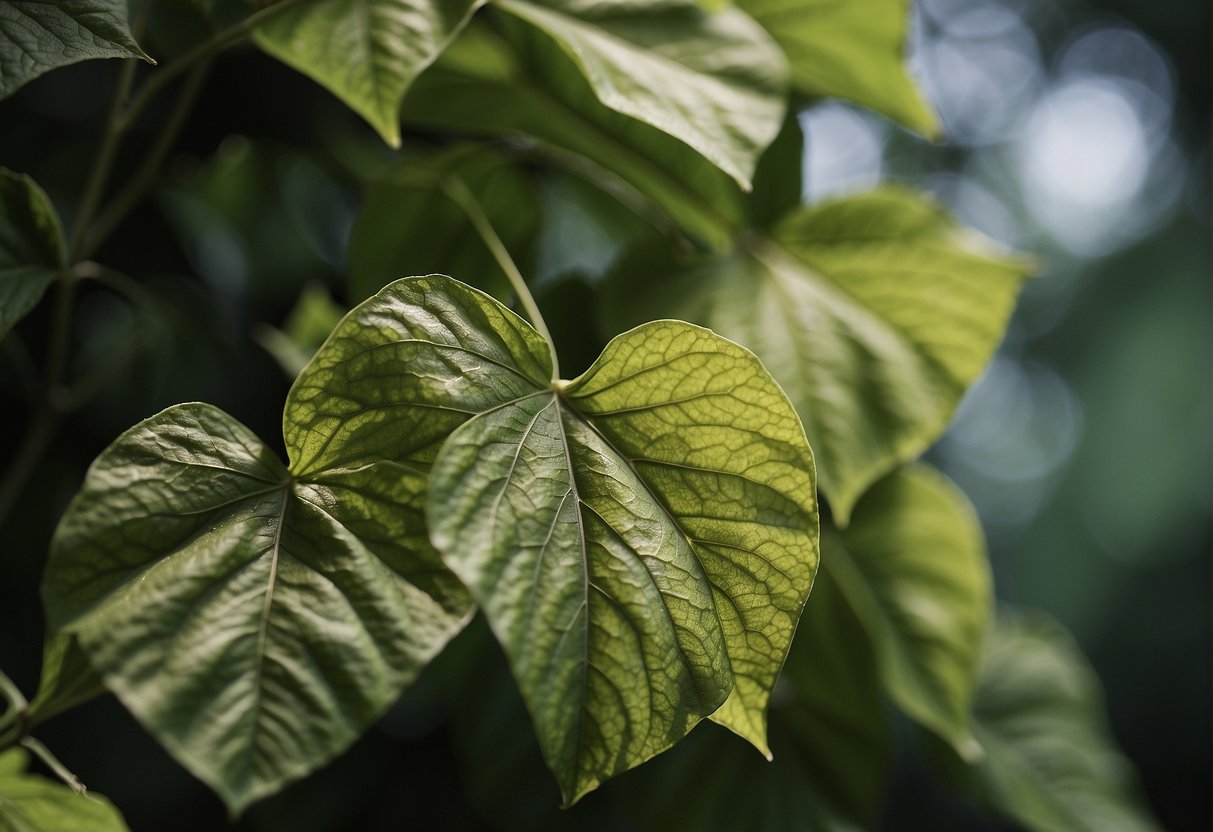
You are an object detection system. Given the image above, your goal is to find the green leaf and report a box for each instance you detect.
[255,282,346,377]
[492,0,788,189]
[0,749,128,832]
[826,464,989,755]
[403,18,750,250]
[25,636,105,726]
[253,0,482,147]
[43,313,481,811]
[0,168,65,339]
[602,187,1029,520]
[737,0,938,137]
[347,143,541,303]
[950,609,1161,832]
[421,286,819,801]
[0,1,152,99]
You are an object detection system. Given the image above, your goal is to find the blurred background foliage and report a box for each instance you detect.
[0,0,1206,828]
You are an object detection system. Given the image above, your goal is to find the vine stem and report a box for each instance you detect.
[19,738,87,794]
[441,175,560,382]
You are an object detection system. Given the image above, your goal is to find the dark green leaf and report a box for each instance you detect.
[737,0,938,136]
[0,168,65,339]
[418,280,818,801]
[826,464,989,754]
[948,609,1161,832]
[0,1,151,99]
[25,636,104,726]
[0,749,128,832]
[602,187,1029,520]
[253,0,482,147]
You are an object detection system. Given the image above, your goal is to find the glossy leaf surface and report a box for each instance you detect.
[0,750,128,832]
[0,1,150,99]
[254,0,482,146]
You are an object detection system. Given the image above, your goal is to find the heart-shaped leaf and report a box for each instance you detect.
[406,278,818,801]
[0,168,66,339]
[0,1,151,99]
[602,187,1030,521]
[254,0,482,147]
[0,749,129,831]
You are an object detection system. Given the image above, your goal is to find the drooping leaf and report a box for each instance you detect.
[25,636,105,727]
[347,143,541,303]
[253,0,482,147]
[0,1,152,99]
[255,281,346,377]
[943,609,1162,832]
[43,292,489,811]
[737,0,938,137]
[826,464,990,755]
[0,749,129,832]
[492,0,788,189]
[602,187,1029,520]
[416,280,818,801]
[617,568,889,832]
[0,169,65,339]
[403,18,751,250]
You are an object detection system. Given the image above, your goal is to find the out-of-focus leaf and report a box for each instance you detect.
[347,143,541,303]
[0,749,129,831]
[424,283,819,801]
[943,609,1162,832]
[25,636,105,726]
[737,0,938,136]
[827,464,990,755]
[493,0,788,189]
[0,168,65,339]
[602,188,1029,520]
[255,282,346,377]
[253,0,482,147]
[0,1,151,99]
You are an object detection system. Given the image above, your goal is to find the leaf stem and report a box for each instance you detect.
[441,175,560,381]
[19,737,87,794]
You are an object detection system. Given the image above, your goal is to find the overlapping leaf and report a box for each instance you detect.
[415,279,818,801]
[945,609,1162,832]
[826,464,989,755]
[737,0,938,136]
[602,187,1029,520]
[0,1,151,99]
[253,0,482,146]
[0,169,65,339]
[0,749,128,832]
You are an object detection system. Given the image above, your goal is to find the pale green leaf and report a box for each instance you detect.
[254,0,482,147]
[0,168,65,339]
[826,464,990,754]
[403,18,751,250]
[0,750,128,832]
[953,609,1161,832]
[42,282,496,811]
[737,0,938,136]
[0,1,151,99]
[602,187,1029,520]
[423,292,819,801]
[493,0,788,189]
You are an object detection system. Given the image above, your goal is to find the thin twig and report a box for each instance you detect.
[20,737,87,794]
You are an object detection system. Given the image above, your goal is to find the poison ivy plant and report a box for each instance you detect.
[825,464,989,755]
[43,384,475,809]
[0,749,128,832]
[737,0,939,136]
[0,169,65,340]
[940,610,1162,832]
[0,1,151,99]
[253,0,483,147]
[602,187,1030,521]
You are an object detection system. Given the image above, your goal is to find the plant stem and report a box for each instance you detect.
[441,175,561,381]
[20,737,86,794]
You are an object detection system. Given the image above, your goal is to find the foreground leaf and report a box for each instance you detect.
[0,169,65,339]
[0,1,151,99]
[827,464,989,755]
[737,0,938,136]
[493,0,788,189]
[0,749,128,832]
[946,609,1161,832]
[44,319,481,810]
[420,282,818,801]
[602,187,1029,520]
[254,0,482,146]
